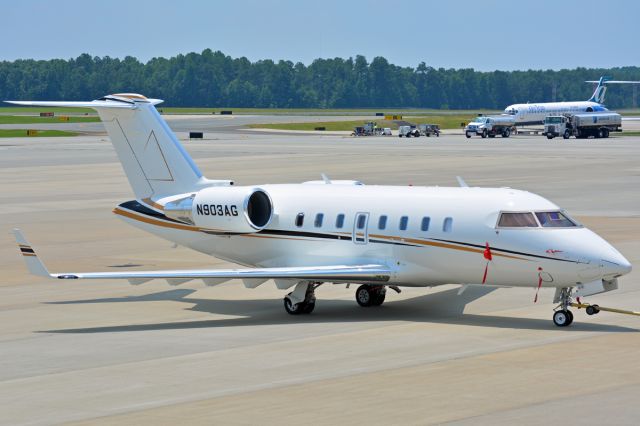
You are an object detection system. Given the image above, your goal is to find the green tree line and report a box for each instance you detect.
[1,49,639,109]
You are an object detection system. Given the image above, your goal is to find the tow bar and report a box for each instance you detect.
[571,302,640,317]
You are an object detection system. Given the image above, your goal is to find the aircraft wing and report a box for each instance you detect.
[13,229,390,287]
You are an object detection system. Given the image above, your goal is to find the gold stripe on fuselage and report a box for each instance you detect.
[114,207,529,261]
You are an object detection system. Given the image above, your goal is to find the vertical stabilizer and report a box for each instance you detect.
[6,94,231,202]
[588,76,610,104]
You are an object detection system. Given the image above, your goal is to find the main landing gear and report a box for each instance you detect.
[553,287,574,327]
[355,285,386,307]
[284,281,319,315]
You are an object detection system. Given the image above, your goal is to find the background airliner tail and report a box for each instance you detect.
[586,76,640,104]
[7,94,231,203]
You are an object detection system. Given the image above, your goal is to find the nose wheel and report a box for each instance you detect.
[553,310,574,327]
[552,287,574,327]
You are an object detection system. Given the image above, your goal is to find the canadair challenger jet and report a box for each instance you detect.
[9,94,632,327]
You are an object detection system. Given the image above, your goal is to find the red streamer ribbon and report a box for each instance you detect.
[534,267,543,303]
[482,242,492,284]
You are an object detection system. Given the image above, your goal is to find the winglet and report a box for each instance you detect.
[12,229,51,277]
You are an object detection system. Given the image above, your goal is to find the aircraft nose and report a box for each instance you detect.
[573,228,632,279]
[601,253,632,277]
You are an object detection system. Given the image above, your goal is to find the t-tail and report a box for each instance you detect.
[586,76,640,105]
[587,76,610,104]
[5,94,232,207]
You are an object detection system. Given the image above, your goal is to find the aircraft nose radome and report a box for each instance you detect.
[603,255,632,277]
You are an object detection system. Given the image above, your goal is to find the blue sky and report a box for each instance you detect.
[2,0,638,71]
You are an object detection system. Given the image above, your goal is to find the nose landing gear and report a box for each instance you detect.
[553,287,574,327]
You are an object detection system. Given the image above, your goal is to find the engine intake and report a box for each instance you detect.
[164,187,273,233]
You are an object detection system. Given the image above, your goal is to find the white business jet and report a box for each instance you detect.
[504,76,640,125]
[9,94,632,327]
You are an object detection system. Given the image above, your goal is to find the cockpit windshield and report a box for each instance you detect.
[498,212,538,227]
[535,211,577,227]
[497,211,579,228]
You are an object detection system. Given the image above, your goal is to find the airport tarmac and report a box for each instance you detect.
[0,124,639,425]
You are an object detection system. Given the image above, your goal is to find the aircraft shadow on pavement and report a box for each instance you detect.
[42,286,639,334]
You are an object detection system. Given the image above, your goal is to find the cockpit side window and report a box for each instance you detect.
[497,212,538,228]
[535,211,577,228]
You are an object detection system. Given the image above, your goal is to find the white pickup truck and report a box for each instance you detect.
[465,115,515,138]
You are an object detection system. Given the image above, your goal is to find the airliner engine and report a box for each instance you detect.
[164,187,273,233]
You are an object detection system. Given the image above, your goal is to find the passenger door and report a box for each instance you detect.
[353,212,369,244]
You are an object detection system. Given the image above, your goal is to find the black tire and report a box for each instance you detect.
[547,134,554,140]
[597,128,604,139]
[465,133,471,138]
[586,305,596,315]
[566,310,574,325]
[563,130,570,139]
[553,310,572,327]
[284,296,303,315]
[602,128,610,138]
[356,285,373,307]
[481,129,488,138]
[398,134,403,138]
[371,288,386,306]
[502,128,511,138]
[302,301,315,314]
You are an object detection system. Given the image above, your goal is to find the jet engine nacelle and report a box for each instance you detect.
[164,186,273,233]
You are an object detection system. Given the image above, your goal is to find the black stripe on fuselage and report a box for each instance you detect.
[431,238,579,264]
[119,201,572,263]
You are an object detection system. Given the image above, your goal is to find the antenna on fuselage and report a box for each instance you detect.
[456,176,469,187]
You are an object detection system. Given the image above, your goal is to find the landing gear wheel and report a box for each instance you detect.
[284,296,304,315]
[356,285,373,307]
[586,304,600,315]
[302,301,315,314]
[372,288,386,306]
[553,310,573,327]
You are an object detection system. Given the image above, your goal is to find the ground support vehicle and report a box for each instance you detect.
[398,125,420,138]
[418,124,440,137]
[465,115,515,138]
[543,113,622,139]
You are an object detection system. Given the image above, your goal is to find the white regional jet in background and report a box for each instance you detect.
[9,94,632,327]
[504,76,640,125]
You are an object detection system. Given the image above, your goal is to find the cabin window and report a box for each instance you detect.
[535,211,577,228]
[295,213,304,227]
[443,217,453,232]
[378,215,387,230]
[421,217,430,232]
[399,216,408,231]
[497,212,538,228]
[356,214,367,229]
[335,214,345,229]
[314,213,324,228]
